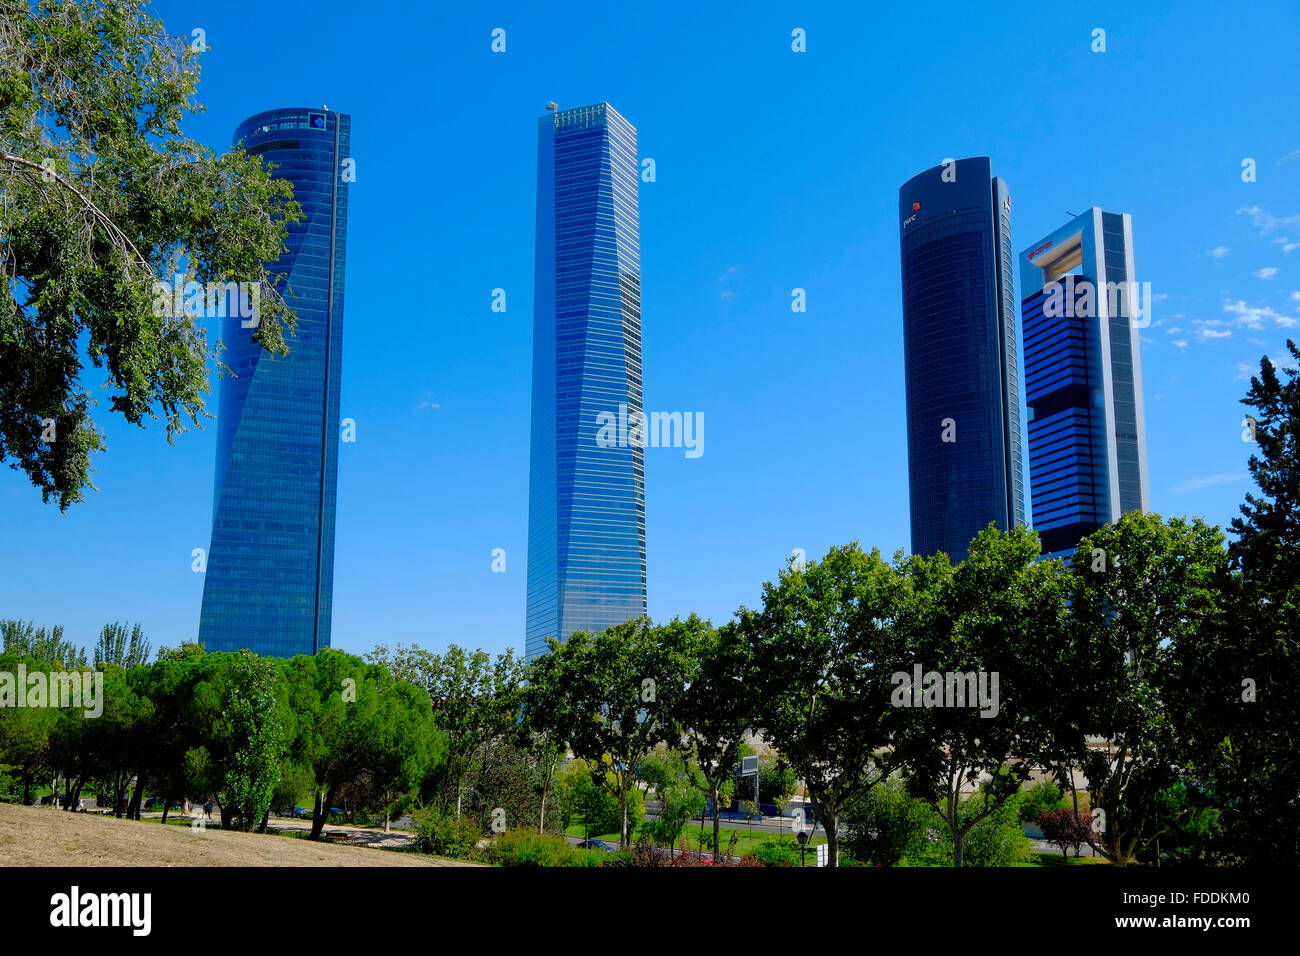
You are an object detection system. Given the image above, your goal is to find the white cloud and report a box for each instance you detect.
[1206,246,1230,258]
[1173,473,1246,493]
[1197,327,1232,341]
[1223,299,1298,328]
[1172,339,1188,348]
[1256,266,1279,279]
[1280,149,1300,165]
[1165,326,1182,334]
[1238,206,1300,234]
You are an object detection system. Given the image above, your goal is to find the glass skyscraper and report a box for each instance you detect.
[1019,208,1150,558]
[198,107,350,657]
[526,102,646,659]
[898,157,1026,561]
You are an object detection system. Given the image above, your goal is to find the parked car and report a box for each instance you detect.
[576,839,615,852]
[291,805,309,819]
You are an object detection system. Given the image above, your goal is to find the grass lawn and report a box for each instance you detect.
[565,814,826,857]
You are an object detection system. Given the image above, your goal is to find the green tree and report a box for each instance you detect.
[1069,511,1229,866]
[1199,340,1300,863]
[740,544,911,867]
[523,618,692,849]
[219,651,282,830]
[283,649,445,840]
[0,0,302,508]
[93,621,151,669]
[367,642,521,818]
[891,525,1072,867]
[0,654,57,804]
[637,749,705,850]
[0,619,86,667]
[841,774,931,867]
[672,618,756,862]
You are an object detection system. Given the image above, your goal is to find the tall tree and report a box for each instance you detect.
[672,618,757,861]
[1191,341,1300,862]
[0,619,86,667]
[740,544,910,867]
[1070,511,1229,866]
[0,0,301,508]
[523,618,693,849]
[284,649,445,840]
[93,621,151,668]
[891,525,1072,867]
[367,643,522,817]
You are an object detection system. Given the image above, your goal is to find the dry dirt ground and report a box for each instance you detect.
[0,802,477,867]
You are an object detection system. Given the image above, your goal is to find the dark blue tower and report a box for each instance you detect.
[198,107,350,657]
[898,157,1026,561]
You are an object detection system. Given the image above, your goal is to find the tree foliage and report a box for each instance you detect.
[0,0,302,507]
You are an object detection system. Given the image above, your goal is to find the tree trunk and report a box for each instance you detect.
[953,831,965,868]
[620,786,629,849]
[310,789,328,840]
[711,785,722,863]
[257,809,270,834]
[161,802,169,825]
[219,797,233,831]
[824,811,839,868]
[128,772,145,820]
[21,769,31,806]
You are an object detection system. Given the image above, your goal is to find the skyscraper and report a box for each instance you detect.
[198,107,351,657]
[898,157,1026,561]
[1019,208,1150,558]
[526,102,646,659]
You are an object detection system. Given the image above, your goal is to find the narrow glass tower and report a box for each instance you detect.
[1020,208,1150,558]
[198,107,350,657]
[899,157,1026,561]
[526,102,646,659]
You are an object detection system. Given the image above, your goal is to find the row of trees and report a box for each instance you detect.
[383,344,1299,867]
[2,345,1294,867]
[0,643,449,837]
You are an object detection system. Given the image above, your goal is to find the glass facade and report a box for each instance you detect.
[1019,209,1149,559]
[898,157,1026,562]
[526,103,646,659]
[198,107,350,657]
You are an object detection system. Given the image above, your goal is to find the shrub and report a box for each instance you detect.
[747,837,804,867]
[483,829,603,867]
[576,780,644,838]
[1020,780,1066,823]
[411,807,484,860]
[842,776,931,866]
[933,792,1033,867]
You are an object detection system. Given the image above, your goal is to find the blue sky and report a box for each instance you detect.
[3,0,1297,660]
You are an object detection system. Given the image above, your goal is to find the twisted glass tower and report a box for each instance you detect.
[526,102,646,659]
[899,157,1026,561]
[198,107,350,657]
